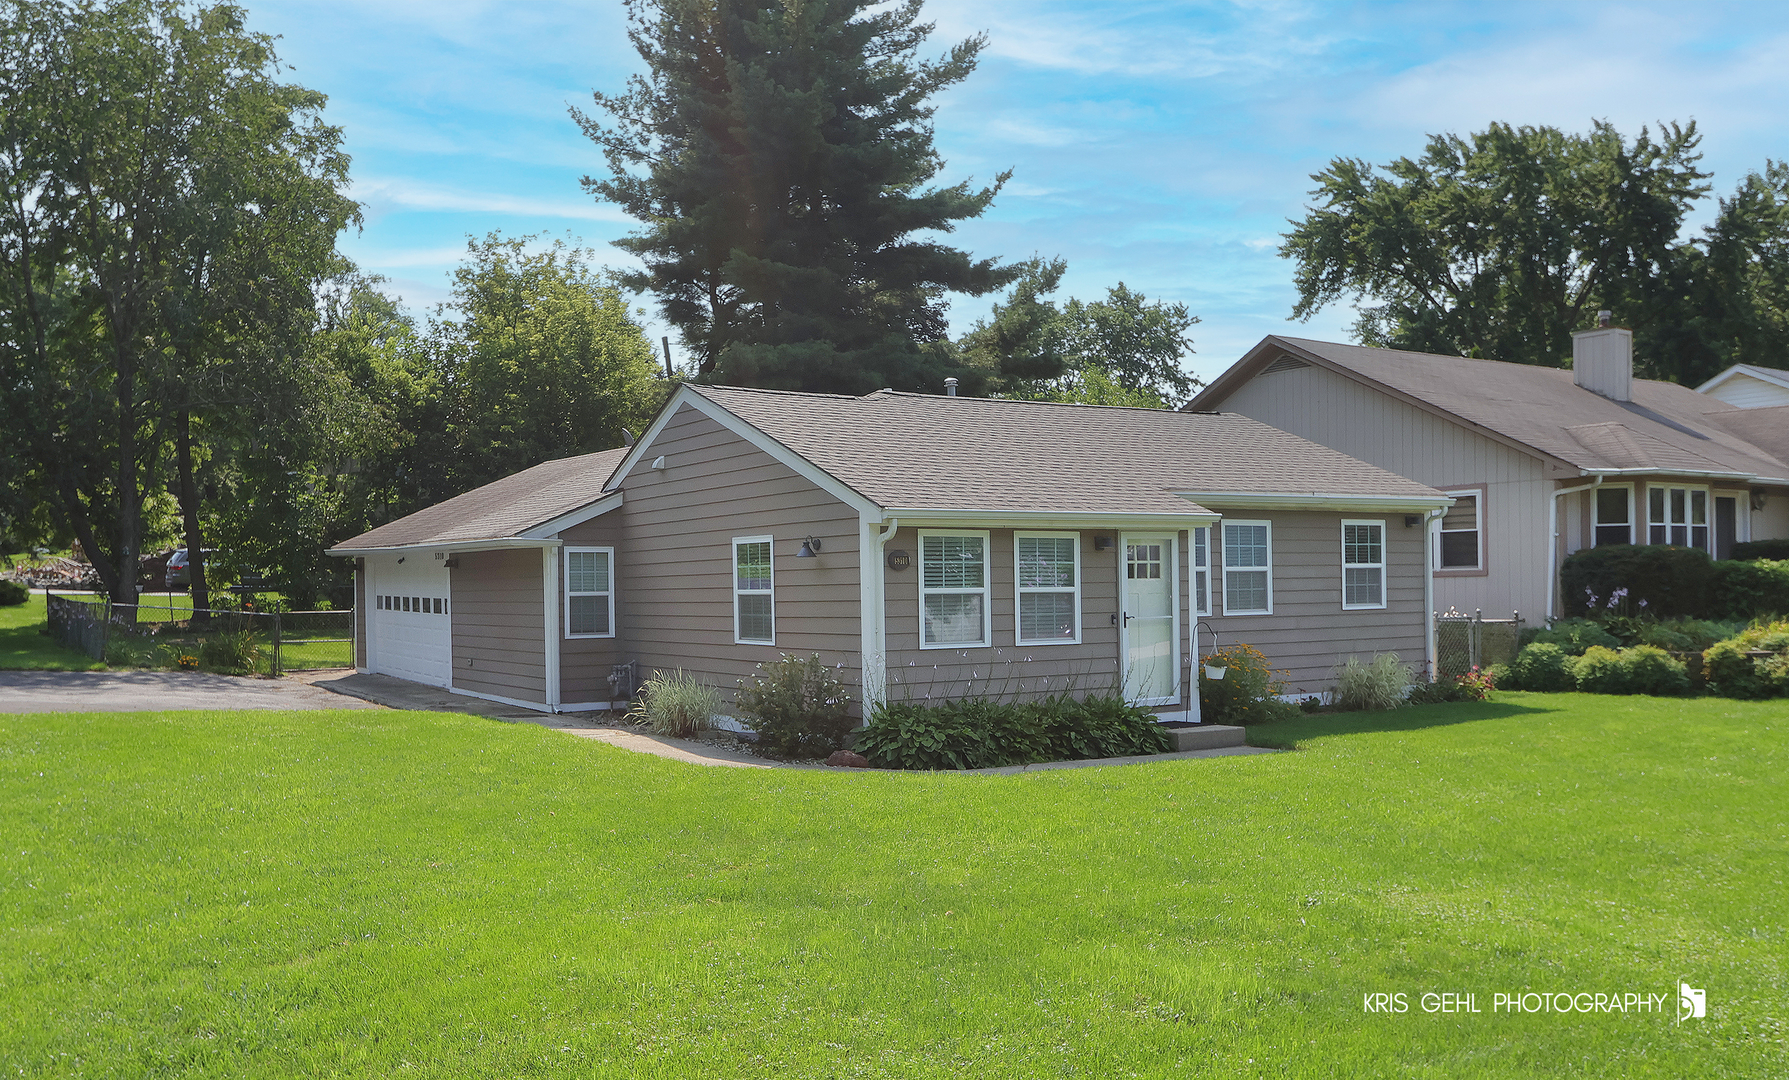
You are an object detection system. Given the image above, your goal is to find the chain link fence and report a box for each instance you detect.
[44,593,352,674]
[1435,610,1524,679]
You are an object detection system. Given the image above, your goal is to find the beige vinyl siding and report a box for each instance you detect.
[613,404,861,706]
[556,517,623,704]
[1222,362,1550,620]
[354,562,368,669]
[450,547,547,704]
[882,526,1128,704]
[1209,510,1428,696]
[1705,373,1789,409]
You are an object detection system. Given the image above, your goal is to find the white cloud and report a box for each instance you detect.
[348,177,630,224]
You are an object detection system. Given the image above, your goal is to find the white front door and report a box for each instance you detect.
[367,554,453,688]
[1122,534,1179,706]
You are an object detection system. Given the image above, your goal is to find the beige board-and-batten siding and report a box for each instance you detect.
[1219,361,1551,621]
[451,547,547,705]
[1205,509,1429,696]
[611,402,863,708]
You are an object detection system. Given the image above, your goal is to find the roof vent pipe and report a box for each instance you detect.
[944,377,958,396]
[1571,318,1633,402]
[1597,309,1612,328]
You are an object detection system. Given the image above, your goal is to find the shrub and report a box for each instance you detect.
[0,579,27,606]
[1532,618,1620,655]
[1510,642,1574,691]
[1199,642,1285,725]
[1732,539,1789,561]
[1332,653,1412,711]
[627,669,720,738]
[1572,645,1690,696]
[1703,619,1789,699]
[1630,617,1737,653]
[856,694,1169,771]
[1458,665,1496,700]
[1560,544,1713,619]
[1406,678,1466,705]
[735,654,855,759]
[1485,662,1514,690]
[1710,559,1789,621]
[198,628,261,675]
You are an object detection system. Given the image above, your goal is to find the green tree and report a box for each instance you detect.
[0,0,356,608]
[432,234,665,492]
[956,259,1200,407]
[1282,121,1712,370]
[575,0,1015,394]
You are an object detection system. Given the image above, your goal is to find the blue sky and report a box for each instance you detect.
[247,1,1789,383]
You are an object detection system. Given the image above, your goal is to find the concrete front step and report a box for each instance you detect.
[1159,723,1247,752]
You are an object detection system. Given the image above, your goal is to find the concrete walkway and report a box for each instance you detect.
[303,670,1278,772]
[0,669,381,713]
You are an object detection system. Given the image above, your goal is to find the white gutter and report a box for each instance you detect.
[543,546,561,712]
[883,508,1218,528]
[1547,474,1608,623]
[328,537,562,558]
[1176,492,1453,513]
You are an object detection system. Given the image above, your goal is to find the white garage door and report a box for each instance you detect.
[367,554,453,688]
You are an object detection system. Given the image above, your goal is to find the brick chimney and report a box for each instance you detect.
[1572,310,1632,402]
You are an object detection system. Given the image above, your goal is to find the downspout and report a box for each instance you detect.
[861,516,898,715]
[1423,508,1445,679]
[1547,474,1607,623]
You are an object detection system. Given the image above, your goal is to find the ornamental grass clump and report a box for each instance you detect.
[1332,653,1412,712]
[736,654,855,759]
[627,669,720,738]
[198,628,261,675]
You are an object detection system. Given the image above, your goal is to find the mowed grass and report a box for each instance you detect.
[0,595,103,671]
[2,696,1783,1078]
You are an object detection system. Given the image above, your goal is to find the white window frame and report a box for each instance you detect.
[1593,483,1635,547]
[1436,489,1483,571]
[1340,519,1387,611]
[1222,520,1273,616]
[564,546,615,639]
[1014,531,1081,646]
[919,529,992,650]
[732,535,775,645]
[1193,526,1212,616]
[1646,484,1712,552]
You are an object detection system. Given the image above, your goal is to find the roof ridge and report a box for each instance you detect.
[870,390,1202,416]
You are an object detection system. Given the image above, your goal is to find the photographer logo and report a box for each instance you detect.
[1678,983,1706,1022]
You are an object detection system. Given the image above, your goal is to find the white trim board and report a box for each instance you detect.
[330,537,561,557]
[523,491,623,539]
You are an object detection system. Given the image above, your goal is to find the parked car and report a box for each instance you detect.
[164,548,218,590]
[138,549,176,590]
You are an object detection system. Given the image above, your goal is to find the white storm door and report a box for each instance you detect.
[368,555,452,688]
[1122,535,1179,706]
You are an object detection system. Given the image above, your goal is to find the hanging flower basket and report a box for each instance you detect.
[1203,663,1228,681]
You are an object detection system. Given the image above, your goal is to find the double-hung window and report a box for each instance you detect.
[1222,521,1272,615]
[732,537,774,644]
[1015,533,1079,644]
[1438,491,1482,569]
[1648,486,1709,550]
[565,548,615,637]
[1340,520,1386,609]
[1193,527,1212,616]
[920,531,989,648]
[1594,486,1633,546]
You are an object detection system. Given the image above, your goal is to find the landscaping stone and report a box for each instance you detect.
[826,749,871,768]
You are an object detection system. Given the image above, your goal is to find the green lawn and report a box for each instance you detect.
[0,594,103,671]
[2,695,1783,1077]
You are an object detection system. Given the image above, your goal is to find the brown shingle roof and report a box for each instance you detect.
[1232,337,1789,484]
[688,385,1445,515]
[329,447,628,552]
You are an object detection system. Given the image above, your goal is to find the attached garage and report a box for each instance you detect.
[364,553,453,688]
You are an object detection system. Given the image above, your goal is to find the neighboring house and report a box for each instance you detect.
[1697,363,1789,409]
[1190,325,1789,624]
[329,385,1453,715]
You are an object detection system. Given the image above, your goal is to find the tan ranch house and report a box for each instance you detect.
[330,384,1453,717]
[1190,323,1789,624]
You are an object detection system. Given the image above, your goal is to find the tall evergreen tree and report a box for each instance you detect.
[574,0,1019,394]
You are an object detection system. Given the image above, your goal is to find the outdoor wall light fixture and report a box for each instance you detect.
[1405,515,1422,528]
[1094,536,1112,551]
[796,536,823,558]
[1753,490,1769,511]
[885,549,911,571]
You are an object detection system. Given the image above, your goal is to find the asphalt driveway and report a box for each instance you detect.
[0,669,381,713]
